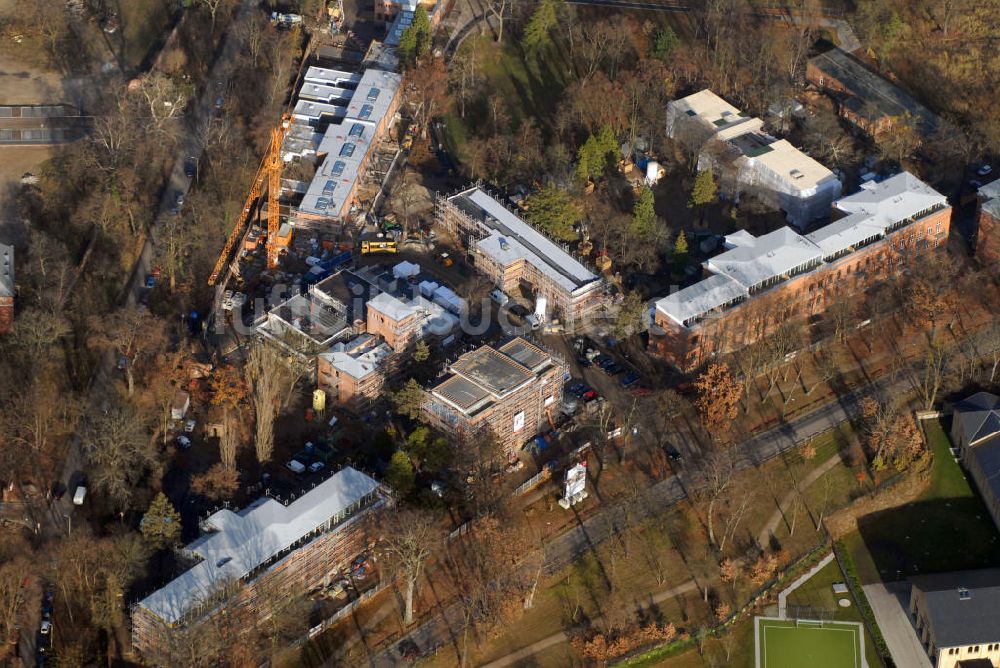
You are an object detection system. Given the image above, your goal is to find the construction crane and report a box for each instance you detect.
[207,113,292,286]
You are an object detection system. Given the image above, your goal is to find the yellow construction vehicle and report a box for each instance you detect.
[208,114,292,286]
[360,237,398,254]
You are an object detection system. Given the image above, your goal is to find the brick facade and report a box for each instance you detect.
[652,204,952,370]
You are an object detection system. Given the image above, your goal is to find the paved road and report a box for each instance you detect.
[863,582,932,668]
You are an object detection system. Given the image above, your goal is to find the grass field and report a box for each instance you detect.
[846,418,1000,584]
[755,617,864,668]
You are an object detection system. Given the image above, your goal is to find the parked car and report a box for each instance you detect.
[621,371,641,387]
[40,621,51,636]
[665,447,683,462]
[176,435,192,448]
[285,459,306,474]
[174,191,185,206]
[183,419,196,433]
[183,157,197,178]
[144,274,157,289]
[603,363,625,376]
[581,389,598,402]
[508,303,529,319]
[489,288,509,306]
[308,461,325,473]
[978,164,993,177]
[575,355,591,367]
[566,382,588,397]
[72,485,86,506]
[525,314,541,330]
[595,354,613,368]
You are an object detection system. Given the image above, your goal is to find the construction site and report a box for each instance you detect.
[207,41,411,324]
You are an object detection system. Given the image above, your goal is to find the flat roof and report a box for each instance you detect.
[670,89,752,131]
[449,345,533,396]
[320,341,393,380]
[434,375,491,411]
[655,274,748,327]
[298,68,402,220]
[498,338,550,372]
[452,188,600,295]
[366,291,425,322]
[706,227,822,290]
[0,243,12,297]
[297,82,355,106]
[745,138,837,192]
[302,66,362,88]
[808,172,947,258]
[138,467,380,625]
[809,48,937,134]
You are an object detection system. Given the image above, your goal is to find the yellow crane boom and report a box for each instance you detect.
[207,114,291,286]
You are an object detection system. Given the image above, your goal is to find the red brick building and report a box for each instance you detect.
[975,182,1000,268]
[422,338,566,459]
[0,243,13,334]
[652,173,951,370]
[131,467,384,662]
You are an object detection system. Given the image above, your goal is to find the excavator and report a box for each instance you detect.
[207,113,292,286]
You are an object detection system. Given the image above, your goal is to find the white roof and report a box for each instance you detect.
[807,172,947,258]
[706,227,822,289]
[745,139,837,192]
[297,82,354,106]
[298,68,402,220]
[302,66,362,88]
[460,188,600,296]
[0,243,12,298]
[669,89,761,140]
[655,274,748,326]
[366,291,423,322]
[321,341,393,380]
[138,467,380,625]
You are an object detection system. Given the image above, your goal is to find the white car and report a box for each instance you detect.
[176,435,192,448]
[525,314,541,330]
[308,461,325,473]
[978,164,993,177]
[286,459,306,474]
[40,620,52,635]
[183,419,196,433]
[490,288,509,306]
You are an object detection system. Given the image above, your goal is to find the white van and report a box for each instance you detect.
[490,289,509,306]
[73,486,86,506]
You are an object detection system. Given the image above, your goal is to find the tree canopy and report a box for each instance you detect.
[630,188,656,238]
[524,185,581,242]
[398,6,432,68]
[574,125,618,182]
[140,492,182,550]
[688,169,717,209]
[385,450,416,496]
[521,0,560,52]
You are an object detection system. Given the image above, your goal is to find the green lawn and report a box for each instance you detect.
[784,558,883,666]
[756,618,864,668]
[846,419,1000,584]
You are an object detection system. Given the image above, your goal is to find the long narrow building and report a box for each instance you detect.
[652,172,951,370]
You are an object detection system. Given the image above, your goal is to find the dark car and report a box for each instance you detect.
[51,482,66,501]
[576,355,591,367]
[665,447,682,462]
[594,354,613,368]
[566,382,587,397]
[183,157,197,178]
[603,363,625,376]
[621,371,641,387]
[508,303,530,318]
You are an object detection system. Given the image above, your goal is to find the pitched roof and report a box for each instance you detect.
[138,467,381,625]
[0,243,12,298]
[654,274,748,327]
[953,392,1000,447]
[706,227,823,290]
[911,568,1000,647]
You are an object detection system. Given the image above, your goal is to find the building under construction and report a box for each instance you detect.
[210,45,403,293]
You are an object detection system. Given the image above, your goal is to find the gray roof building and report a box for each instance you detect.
[910,568,1000,649]
[952,392,1000,534]
[0,243,13,298]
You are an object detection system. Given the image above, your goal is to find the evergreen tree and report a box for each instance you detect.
[522,0,559,53]
[688,169,717,224]
[140,492,181,550]
[652,27,679,61]
[385,450,416,496]
[524,185,581,241]
[631,187,657,238]
[398,6,432,69]
[574,125,619,182]
[673,230,689,266]
[392,378,425,420]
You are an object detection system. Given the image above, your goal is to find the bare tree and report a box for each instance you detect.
[379,508,444,625]
[692,447,737,547]
[244,342,290,463]
[81,397,157,510]
[90,306,168,397]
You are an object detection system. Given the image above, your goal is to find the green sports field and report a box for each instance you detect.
[755,617,866,668]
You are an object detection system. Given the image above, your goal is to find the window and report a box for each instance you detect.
[339,142,356,157]
[349,122,364,138]
[513,411,525,433]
